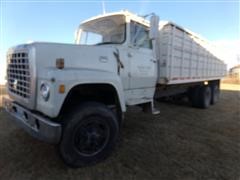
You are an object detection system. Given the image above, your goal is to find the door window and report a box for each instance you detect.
[130,21,152,49]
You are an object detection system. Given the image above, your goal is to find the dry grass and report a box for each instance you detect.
[220,83,240,91]
[0,84,239,180]
[0,85,7,107]
[221,77,240,84]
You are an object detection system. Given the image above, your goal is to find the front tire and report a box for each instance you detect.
[59,102,119,168]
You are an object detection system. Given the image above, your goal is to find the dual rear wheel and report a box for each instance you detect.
[211,84,220,105]
[188,82,220,109]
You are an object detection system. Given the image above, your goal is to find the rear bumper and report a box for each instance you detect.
[3,96,62,144]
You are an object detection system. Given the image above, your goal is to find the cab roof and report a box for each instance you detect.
[79,10,211,45]
[80,10,150,27]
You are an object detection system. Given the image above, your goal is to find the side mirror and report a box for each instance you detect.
[149,14,159,40]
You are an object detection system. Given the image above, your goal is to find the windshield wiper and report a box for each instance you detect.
[95,42,120,45]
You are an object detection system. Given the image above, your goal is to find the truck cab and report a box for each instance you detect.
[3,11,160,167]
[75,11,159,105]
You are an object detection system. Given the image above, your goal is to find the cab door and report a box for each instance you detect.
[128,21,157,89]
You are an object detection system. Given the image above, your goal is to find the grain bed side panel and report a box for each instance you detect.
[157,23,226,85]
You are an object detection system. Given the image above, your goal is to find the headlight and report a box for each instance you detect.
[40,83,50,101]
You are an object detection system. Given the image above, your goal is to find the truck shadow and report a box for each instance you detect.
[156,94,191,107]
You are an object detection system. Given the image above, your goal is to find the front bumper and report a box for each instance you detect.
[3,97,62,144]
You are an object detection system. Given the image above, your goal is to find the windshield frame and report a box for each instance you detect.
[77,15,127,46]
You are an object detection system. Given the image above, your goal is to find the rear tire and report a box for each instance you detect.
[188,86,200,107]
[188,85,211,109]
[210,84,220,105]
[58,102,119,168]
[198,85,211,109]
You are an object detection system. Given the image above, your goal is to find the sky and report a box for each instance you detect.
[0,0,239,84]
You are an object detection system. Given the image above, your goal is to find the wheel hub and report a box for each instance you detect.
[74,118,110,156]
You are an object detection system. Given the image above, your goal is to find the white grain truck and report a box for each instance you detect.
[3,11,226,167]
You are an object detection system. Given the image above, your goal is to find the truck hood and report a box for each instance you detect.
[27,42,120,77]
[6,42,123,111]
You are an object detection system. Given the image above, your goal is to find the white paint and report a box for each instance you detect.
[157,22,227,84]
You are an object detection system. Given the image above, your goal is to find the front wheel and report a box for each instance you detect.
[58,102,119,168]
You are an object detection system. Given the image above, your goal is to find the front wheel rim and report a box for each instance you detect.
[73,117,110,157]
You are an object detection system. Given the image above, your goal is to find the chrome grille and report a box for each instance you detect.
[7,52,31,99]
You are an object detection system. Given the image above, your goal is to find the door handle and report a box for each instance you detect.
[150,59,157,63]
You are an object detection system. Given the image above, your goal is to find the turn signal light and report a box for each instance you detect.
[59,84,65,94]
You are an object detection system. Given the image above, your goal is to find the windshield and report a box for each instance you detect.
[77,15,126,45]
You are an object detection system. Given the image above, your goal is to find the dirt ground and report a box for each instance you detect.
[0,83,239,180]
